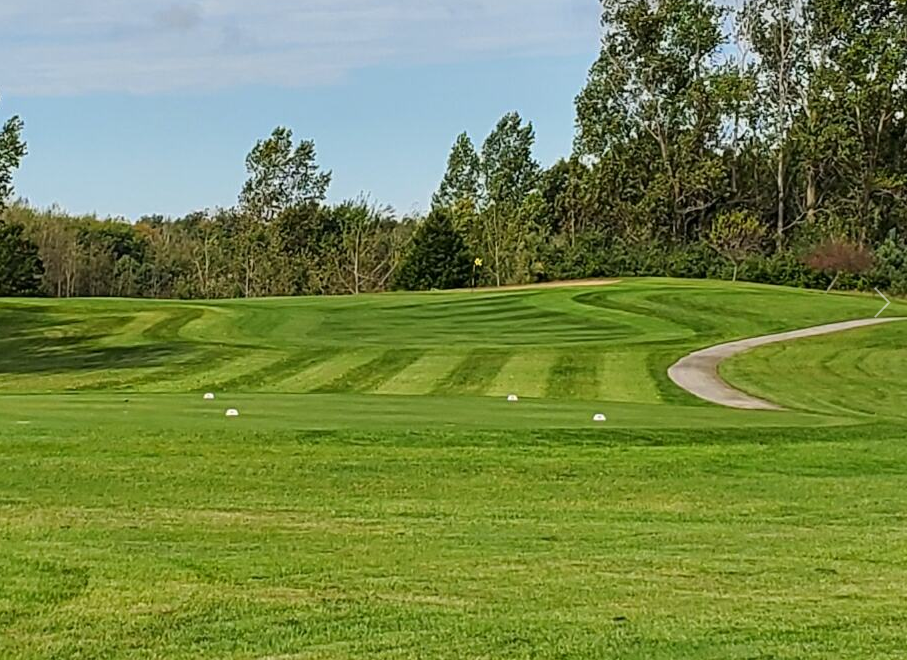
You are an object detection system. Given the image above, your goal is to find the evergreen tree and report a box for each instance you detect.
[395,208,471,291]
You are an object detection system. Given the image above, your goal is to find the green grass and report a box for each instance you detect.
[1,278,907,658]
[723,321,907,421]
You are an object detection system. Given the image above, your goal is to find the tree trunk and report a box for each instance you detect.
[354,232,361,295]
[493,207,501,287]
[245,252,253,298]
[655,132,681,238]
[776,148,786,251]
[570,209,576,249]
[775,18,789,252]
[203,238,211,298]
[806,166,817,225]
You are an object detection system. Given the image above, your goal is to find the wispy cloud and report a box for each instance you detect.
[154,3,203,32]
[0,0,601,96]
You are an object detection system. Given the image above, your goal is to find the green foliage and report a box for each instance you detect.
[480,112,540,210]
[5,1,907,298]
[433,132,481,211]
[874,231,907,294]
[0,106,26,211]
[239,127,332,221]
[314,198,403,295]
[0,220,44,296]
[708,210,766,280]
[575,0,732,239]
[394,208,471,291]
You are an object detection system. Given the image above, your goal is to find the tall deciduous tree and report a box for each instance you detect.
[742,0,810,248]
[433,132,481,211]
[0,101,27,212]
[480,112,540,211]
[576,0,732,239]
[805,0,907,244]
[240,127,332,221]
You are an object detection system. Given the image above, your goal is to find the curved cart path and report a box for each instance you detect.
[668,317,906,410]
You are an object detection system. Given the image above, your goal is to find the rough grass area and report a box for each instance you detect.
[1,278,906,659]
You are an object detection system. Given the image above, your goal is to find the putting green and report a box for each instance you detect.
[2,278,907,659]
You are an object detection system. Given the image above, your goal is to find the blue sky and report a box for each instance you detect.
[0,1,602,219]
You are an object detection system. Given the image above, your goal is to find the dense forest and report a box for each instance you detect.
[1,0,906,298]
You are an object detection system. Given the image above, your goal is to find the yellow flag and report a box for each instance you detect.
[474,258,483,267]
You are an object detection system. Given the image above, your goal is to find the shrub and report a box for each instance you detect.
[804,239,875,293]
[708,211,766,282]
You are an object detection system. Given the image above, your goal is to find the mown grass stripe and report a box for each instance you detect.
[216,349,336,392]
[315,349,424,393]
[187,351,284,393]
[597,351,662,403]
[277,350,378,393]
[546,350,600,399]
[487,351,556,399]
[433,349,511,396]
[374,352,462,395]
[141,307,206,342]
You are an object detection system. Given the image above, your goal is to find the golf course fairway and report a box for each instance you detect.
[2,278,907,658]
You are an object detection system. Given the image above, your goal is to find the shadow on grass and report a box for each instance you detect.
[0,305,199,376]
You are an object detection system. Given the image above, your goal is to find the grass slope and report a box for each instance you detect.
[0,277,902,404]
[1,278,906,659]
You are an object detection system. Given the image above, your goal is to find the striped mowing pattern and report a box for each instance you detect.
[2,279,901,405]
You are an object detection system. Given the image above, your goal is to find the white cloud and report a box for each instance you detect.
[0,0,601,96]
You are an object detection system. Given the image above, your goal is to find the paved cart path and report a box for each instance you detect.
[668,317,907,410]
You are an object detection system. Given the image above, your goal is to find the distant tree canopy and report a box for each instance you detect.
[2,0,906,298]
[0,220,43,296]
[0,98,40,296]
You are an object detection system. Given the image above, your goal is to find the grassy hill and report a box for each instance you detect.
[2,279,907,658]
[1,277,904,414]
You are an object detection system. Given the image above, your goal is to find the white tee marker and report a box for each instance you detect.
[225,409,240,418]
[593,413,607,423]
[204,393,216,400]
[507,394,519,402]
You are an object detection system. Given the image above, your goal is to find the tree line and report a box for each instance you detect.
[1,0,905,298]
